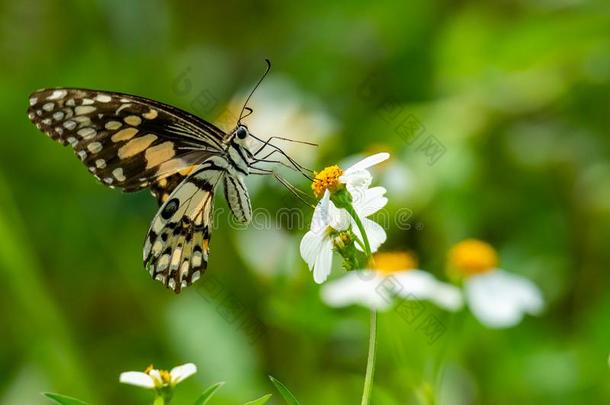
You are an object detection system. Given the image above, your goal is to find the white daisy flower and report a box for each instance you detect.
[321,251,463,311]
[300,190,351,284]
[119,363,197,389]
[300,153,390,283]
[448,239,544,329]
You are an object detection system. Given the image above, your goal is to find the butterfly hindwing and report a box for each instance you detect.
[143,158,226,293]
[149,167,196,206]
[27,88,227,191]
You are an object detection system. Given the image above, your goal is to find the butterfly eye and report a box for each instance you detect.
[236,126,247,140]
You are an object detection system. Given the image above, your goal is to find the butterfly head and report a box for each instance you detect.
[232,124,250,146]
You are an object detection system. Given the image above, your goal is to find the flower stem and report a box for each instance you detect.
[361,310,377,405]
[345,204,372,258]
[153,396,165,405]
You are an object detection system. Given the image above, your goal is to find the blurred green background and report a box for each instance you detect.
[1,0,610,404]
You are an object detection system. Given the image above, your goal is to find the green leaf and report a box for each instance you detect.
[42,393,89,405]
[269,376,300,405]
[243,394,272,404]
[193,381,225,405]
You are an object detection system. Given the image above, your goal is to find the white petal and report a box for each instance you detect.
[353,186,388,217]
[310,190,331,233]
[341,170,372,190]
[147,369,163,386]
[328,203,351,231]
[391,270,439,297]
[352,217,386,253]
[170,363,197,384]
[506,271,544,314]
[391,270,463,311]
[313,237,334,284]
[343,152,390,175]
[320,271,393,310]
[430,283,464,311]
[119,372,155,389]
[465,269,543,329]
[300,231,325,269]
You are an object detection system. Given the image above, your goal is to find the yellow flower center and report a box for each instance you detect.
[159,370,171,384]
[371,251,418,274]
[333,231,352,249]
[312,165,343,198]
[145,364,172,386]
[448,239,498,276]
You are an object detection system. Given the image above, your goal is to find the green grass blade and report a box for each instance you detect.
[269,376,300,405]
[43,393,89,405]
[243,394,272,405]
[193,381,225,405]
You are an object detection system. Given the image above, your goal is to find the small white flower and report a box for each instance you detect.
[321,252,463,311]
[300,190,350,284]
[301,153,390,283]
[449,239,544,329]
[464,269,543,328]
[120,363,197,389]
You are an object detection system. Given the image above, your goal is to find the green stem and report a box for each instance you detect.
[335,194,377,403]
[153,395,166,405]
[345,204,372,258]
[361,310,377,405]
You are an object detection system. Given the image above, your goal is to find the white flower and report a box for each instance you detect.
[300,153,390,283]
[465,269,543,328]
[300,190,350,284]
[449,239,544,329]
[321,252,463,311]
[119,363,197,389]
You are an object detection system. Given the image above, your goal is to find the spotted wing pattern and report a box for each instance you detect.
[149,169,194,206]
[27,88,227,191]
[143,158,227,293]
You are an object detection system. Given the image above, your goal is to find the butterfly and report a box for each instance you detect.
[26,62,307,293]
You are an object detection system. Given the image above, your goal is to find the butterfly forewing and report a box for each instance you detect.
[27,88,227,191]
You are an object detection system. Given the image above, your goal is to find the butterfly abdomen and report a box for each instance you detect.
[224,175,252,224]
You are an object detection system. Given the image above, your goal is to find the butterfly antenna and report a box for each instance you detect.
[238,59,272,123]
[241,107,254,121]
[273,172,316,208]
[268,136,318,147]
